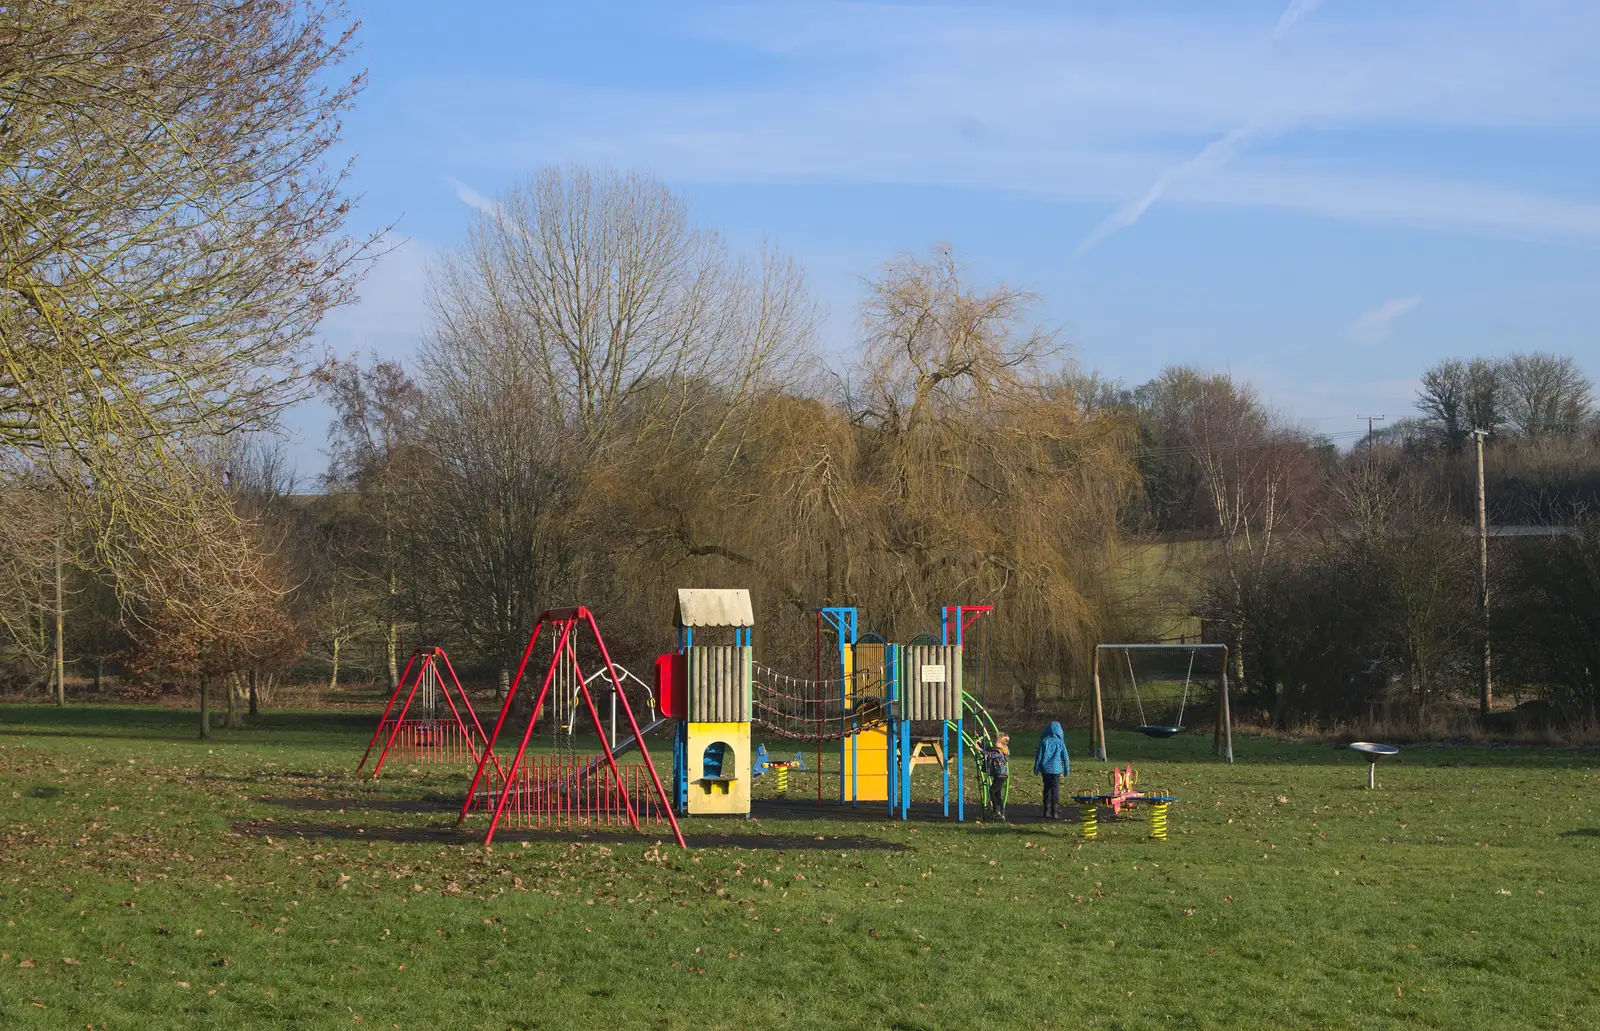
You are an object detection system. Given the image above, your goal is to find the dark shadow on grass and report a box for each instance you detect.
[258,795,456,814]
[232,819,909,851]
[751,797,1094,827]
[1052,729,1600,770]
[1558,828,1600,838]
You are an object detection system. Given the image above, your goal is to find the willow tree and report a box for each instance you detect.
[0,1,373,643]
[702,248,1138,698]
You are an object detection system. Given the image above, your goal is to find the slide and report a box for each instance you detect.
[574,717,671,781]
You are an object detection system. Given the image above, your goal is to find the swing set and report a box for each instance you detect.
[1090,643,1234,763]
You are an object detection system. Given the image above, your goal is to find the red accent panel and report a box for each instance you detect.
[656,653,686,719]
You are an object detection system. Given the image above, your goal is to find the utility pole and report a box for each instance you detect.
[1473,428,1492,718]
[1358,415,1386,471]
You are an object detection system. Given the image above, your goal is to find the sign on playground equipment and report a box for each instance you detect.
[921,664,946,683]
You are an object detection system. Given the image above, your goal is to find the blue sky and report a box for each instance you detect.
[296,0,1600,474]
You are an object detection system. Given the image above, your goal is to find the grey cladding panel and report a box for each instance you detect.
[686,645,751,722]
[901,645,962,721]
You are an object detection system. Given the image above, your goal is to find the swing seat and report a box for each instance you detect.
[1135,724,1186,739]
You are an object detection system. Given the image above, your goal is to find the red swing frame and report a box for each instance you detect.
[356,646,502,780]
[457,607,686,848]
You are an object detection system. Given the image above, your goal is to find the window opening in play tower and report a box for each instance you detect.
[702,741,734,780]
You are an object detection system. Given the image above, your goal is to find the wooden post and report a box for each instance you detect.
[1091,647,1107,762]
[1217,658,1234,764]
[1473,428,1492,718]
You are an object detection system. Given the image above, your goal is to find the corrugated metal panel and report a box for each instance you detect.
[676,588,755,628]
[901,645,962,721]
[686,645,751,722]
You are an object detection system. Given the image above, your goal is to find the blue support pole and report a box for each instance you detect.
[901,717,912,820]
[956,716,965,821]
[673,720,689,814]
[941,719,950,817]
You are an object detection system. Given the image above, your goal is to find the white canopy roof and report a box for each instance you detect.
[676,588,754,628]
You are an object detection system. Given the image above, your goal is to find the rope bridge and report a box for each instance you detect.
[750,662,891,740]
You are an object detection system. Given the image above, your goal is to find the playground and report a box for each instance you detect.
[3,700,1599,1029]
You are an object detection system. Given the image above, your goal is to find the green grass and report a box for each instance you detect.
[2,703,1597,1030]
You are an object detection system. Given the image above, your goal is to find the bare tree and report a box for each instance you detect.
[413,166,818,668]
[1501,353,1592,438]
[1,1,375,628]
[426,166,815,460]
[1417,358,1503,453]
[323,360,427,687]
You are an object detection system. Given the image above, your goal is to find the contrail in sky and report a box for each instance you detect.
[1272,0,1325,41]
[1077,0,1327,253]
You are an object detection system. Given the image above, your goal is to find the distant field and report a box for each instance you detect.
[2,703,1597,1030]
[1111,538,1221,641]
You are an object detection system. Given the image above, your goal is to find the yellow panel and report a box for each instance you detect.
[849,644,887,702]
[843,726,889,801]
[685,722,751,816]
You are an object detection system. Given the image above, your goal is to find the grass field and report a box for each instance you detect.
[1,703,1597,1030]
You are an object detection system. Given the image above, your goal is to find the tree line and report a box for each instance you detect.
[4,4,1596,736]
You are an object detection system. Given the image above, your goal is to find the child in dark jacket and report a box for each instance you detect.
[981,735,1011,822]
[1033,721,1070,820]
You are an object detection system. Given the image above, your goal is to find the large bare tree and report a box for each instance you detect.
[1,1,374,637]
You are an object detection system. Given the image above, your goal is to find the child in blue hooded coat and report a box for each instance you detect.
[1033,722,1069,820]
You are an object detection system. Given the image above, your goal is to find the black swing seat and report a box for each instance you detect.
[1135,724,1186,739]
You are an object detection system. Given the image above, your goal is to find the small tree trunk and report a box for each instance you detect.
[54,534,65,706]
[328,637,342,692]
[1021,675,1039,712]
[498,667,510,701]
[386,619,399,690]
[248,668,259,716]
[199,677,212,739]
[93,655,104,694]
[225,673,241,729]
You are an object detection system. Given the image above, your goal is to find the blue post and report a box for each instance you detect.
[673,721,689,814]
[941,720,950,817]
[956,716,965,821]
[901,717,912,820]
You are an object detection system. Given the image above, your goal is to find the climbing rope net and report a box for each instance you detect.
[751,662,892,740]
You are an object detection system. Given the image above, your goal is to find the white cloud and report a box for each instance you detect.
[1272,0,1325,42]
[407,2,1600,244]
[446,175,498,214]
[1349,296,1422,345]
